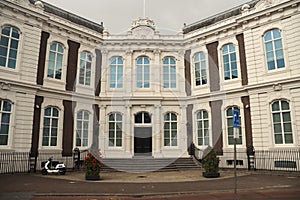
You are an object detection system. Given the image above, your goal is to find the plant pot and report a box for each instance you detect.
[202,172,220,178]
[85,174,100,180]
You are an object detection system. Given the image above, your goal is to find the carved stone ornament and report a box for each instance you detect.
[1,83,11,91]
[255,0,283,11]
[34,1,44,9]
[11,0,30,6]
[273,83,282,91]
[130,17,156,39]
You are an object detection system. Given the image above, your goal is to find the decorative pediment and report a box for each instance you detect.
[255,0,287,11]
[130,17,156,39]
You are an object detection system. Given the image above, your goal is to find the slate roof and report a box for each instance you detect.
[29,0,103,33]
[182,0,260,34]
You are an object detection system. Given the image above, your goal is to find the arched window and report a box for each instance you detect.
[42,107,59,146]
[47,42,64,80]
[164,112,177,147]
[0,26,20,69]
[110,56,123,88]
[264,29,285,70]
[226,106,242,145]
[222,44,238,80]
[193,52,207,86]
[134,112,151,124]
[163,57,176,88]
[79,51,92,86]
[196,110,209,146]
[271,100,293,144]
[76,110,89,147]
[109,113,122,147]
[0,99,12,145]
[136,56,150,88]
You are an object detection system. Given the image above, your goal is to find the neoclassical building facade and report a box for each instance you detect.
[1,0,300,168]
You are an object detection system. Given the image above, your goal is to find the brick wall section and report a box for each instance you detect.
[30,96,44,156]
[62,100,76,156]
[66,40,80,92]
[206,41,220,92]
[36,31,49,85]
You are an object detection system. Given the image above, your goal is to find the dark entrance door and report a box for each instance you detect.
[134,127,152,156]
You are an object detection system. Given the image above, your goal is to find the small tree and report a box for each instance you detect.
[201,147,220,177]
[83,149,103,180]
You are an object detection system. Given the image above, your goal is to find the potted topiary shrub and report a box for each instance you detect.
[83,150,102,180]
[201,147,220,178]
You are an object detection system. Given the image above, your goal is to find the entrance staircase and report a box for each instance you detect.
[101,156,201,173]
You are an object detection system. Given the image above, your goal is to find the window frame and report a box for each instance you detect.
[134,111,151,124]
[0,99,12,146]
[109,56,124,89]
[78,51,92,86]
[108,113,123,147]
[42,107,59,147]
[263,29,285,71]
[75,110,90,147]
[226,106,242,146]
[271,100,293,145]
[221,43,238,81]
[193,52,207,86]
[163,56,176,88]
[47,42,64,80]
[163,112,178,147]
[196,110,209,146]
[0,26,20,69]
[136,56,150,89]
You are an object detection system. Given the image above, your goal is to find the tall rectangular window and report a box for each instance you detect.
[226,106,242,145]
[164,113,177,146]
[197,110,209,146]
[79,52,92,86]
[0,26,20,69]
[42,107,59,146]
[222,44,238,80]
[76,110,89,147]
[110,56,123,88]
[163,57,176,88]
[0,99,12,145]
[264,29,285,70]
[271,100,293,144]
[109,113,122,147]
[47,42,64,80]
[194,52,207,86]
[136,56,150,88]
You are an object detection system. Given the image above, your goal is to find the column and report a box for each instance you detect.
[181,104,189,156]
[99,105,106,150]
[125,50,133,95]
[100,50,108,96]
[153,49,161,94]
[125,104,132,154]
[154,104,161,155]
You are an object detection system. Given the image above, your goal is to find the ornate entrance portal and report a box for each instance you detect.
[134,112,152,156]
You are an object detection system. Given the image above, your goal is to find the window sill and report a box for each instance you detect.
[0,67,20,76]
[266,67,288,75]
[222,78,241,84]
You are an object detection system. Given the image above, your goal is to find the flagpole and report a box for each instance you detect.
[143,0,146,18]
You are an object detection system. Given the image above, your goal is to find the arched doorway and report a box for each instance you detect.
[134,112,152,156]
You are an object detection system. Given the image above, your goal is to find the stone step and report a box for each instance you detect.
[101,157,201,173]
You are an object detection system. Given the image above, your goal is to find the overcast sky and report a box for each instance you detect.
[43,0,252,34]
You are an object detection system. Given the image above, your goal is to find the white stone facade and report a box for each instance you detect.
[0,0,299,167]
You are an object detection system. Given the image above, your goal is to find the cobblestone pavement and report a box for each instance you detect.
[0,170,299,200]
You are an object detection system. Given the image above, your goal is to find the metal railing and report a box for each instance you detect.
[191,144,300,172]
[0,152,30,174]
[1,148,299,174]
[255,149,300,172]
